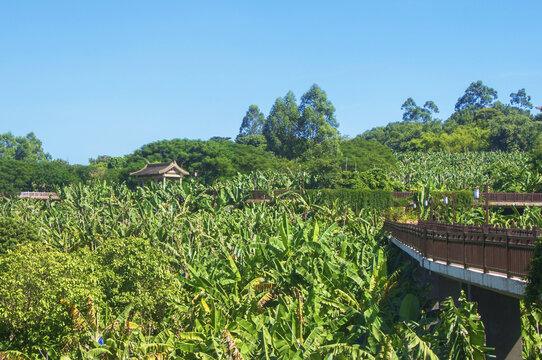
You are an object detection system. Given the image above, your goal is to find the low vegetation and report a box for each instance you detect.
[0,179,492,359]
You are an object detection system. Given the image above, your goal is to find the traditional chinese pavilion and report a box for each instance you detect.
[129,160,189,186]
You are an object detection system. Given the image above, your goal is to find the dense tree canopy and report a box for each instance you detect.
[401,98,439,123]
[2,81,540,193]
[454,80,498,111]
[363,82,540,154]
[256,84,341,160]
[236,105,265,140]
[510,88,533,110]
[263,91,301,159]
[0,132,51,162]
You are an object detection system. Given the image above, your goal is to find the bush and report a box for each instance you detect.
[305,189,394,210]
[0,243,102,354]
[93,237,180,323]
[0,217,40,254]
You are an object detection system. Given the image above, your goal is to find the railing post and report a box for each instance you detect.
[446,231,449,265]
[506,229,510,278]
[463,228,467,269]
[432,228,435,261]
[423,227,428,258]
[483,225,488,273]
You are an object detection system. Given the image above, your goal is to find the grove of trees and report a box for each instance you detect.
[362,81,541,153]
[0,81,540,194]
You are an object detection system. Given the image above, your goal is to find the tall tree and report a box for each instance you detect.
[297,85,339,157]
[401,98,439,123]
[509,88,533,110]
[263,91,300,159]
[236,105,265,140]
[0,132,51,162]
[298,84,338,129]
[455,81,498,111]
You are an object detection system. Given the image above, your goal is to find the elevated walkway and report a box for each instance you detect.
[384,219,537,359]
[389,235,526,298]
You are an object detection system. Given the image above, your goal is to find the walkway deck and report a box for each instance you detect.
[384,220,539,298]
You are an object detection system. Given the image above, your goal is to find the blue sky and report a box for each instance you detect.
[1,1,541,164]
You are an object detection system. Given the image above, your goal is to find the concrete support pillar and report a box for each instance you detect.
[470,285,522,360]
[429,272,522,360]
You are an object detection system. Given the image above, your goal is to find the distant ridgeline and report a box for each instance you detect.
[1,81,540,193]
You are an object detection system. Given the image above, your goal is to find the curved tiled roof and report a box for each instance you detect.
[129,160,189,177]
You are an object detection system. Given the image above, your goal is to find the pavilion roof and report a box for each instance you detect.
[129,160,189,177]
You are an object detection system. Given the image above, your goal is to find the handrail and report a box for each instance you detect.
[17,192,60,200]
[391,191,542,204]
[392,191,415,198]
[384,220,538,278]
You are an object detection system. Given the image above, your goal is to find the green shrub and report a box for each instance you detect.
[0,243,102,354]
[0,217,40,254]
[305,188,394,210]
[93,237,180,323]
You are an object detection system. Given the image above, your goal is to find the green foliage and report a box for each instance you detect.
[401,98,439,123]
[362,120,443,152]
[0,159,89,194]
[0,243,103,355]
[262,85,339,160]
[338,168,401,191]
[236,104,265,140]
[399,294,420,321]
[306,188,394,210]
[432,291,491,359]
[362,82,540,153]
[521,301,542,359]
[525,239,542,305]
[0,217,40,254]
[455,80,498,111]
[0,132,51,162]
[510,88,533,110]
[235,134,267,149]
[0,159,34,194]
[339,137,396,172]
[392,151,531,191]
[125,138,288,184]
[263,90,304,159]
[488,112,542,151]
[93,237,179,321]
[0,175,492,359]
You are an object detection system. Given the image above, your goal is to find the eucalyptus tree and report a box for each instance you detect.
[509,88,533,110]
[401,98,439,123]
[455,81,498,111]
[237,105,265,139]
[263,91,301,159]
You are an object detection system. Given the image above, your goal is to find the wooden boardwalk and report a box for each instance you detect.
[384,220,538,278]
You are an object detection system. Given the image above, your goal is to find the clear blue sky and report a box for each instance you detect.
[1,1,541,164]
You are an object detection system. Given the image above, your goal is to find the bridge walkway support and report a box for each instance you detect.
[415,265,522,360]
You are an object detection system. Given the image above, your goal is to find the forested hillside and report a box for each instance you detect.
[362,81,542,153]
[1,82,540,194]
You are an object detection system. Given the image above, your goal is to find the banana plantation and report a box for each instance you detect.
[392,151,539,192]
[0,175,494,359]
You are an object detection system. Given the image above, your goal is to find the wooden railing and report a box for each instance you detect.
[486,192,542,203]
[392,190,542,203]
[384,220,539,278]
[392,191,415,198]
[18,192,60,201]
